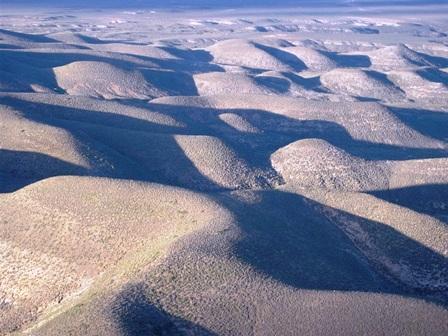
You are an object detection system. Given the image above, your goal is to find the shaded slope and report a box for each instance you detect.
[320,68,405,101]
[271,138,448,192]
[207,39,305,71]
[361,44,437,71]
[151,95,445,152]
[388,68,448,102]
[0,176,230,334]
[53,61,162,99]
[31,189,448,335]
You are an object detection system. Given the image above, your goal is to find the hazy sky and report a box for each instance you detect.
[2,0,446,8]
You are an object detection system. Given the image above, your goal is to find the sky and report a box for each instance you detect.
[1,0,446,9]
[0,0,448,7]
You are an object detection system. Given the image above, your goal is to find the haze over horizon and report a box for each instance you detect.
[2,0,448,9]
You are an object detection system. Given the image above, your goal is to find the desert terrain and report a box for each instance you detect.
[0,1,447,335]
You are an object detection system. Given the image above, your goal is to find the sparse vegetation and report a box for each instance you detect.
[0,2,447,335]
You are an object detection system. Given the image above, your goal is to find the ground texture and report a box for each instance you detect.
[0,3,448,335]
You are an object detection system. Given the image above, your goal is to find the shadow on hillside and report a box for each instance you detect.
[1,96,184,134]
[0,52,60,92]
[0,148,88,192]
[255,71,324,94]
[0,28,58,43]
[281,71,323,89]
[417,68,448,84]
[159,46,214,63]
[0,43,24,49]
[214,190,448,305]
[0,49,152,69]
[255,75,292,94]
[0,49,221,95]
[255,43,307,72]
[128,53,224,74]
[417,50,448,68]
[65,33,140,45]
[370,184,448,224]
[389,106,448,143]
[2,96,447,332]
[366,70,406,92]
[0,96,223,192]
[323,50,372,68]
[141,69,198,96]
[112,283,216,336]
[148,102,448,162]
[217,190,392,292]
[0,48,222,73]
[2,96,447,193]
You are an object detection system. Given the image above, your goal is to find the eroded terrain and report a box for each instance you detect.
[1,3,447,335]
